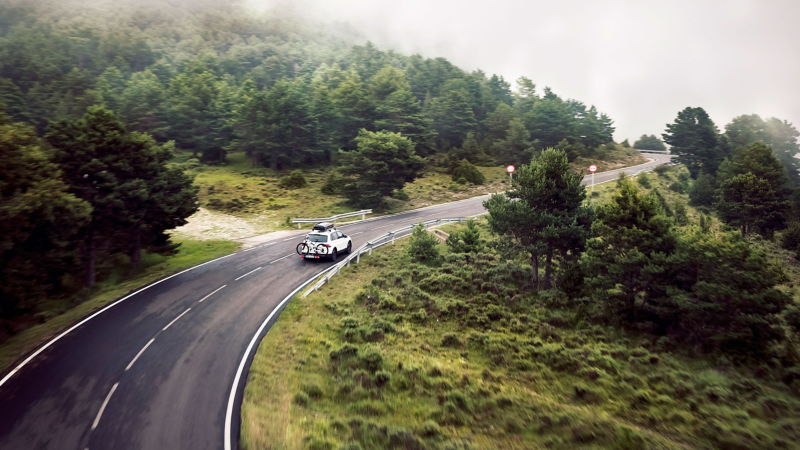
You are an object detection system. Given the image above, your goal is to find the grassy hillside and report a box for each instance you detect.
[172,147,647,240]
[242,165,800,450]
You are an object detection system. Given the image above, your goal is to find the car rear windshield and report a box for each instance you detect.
[307,235,328,243]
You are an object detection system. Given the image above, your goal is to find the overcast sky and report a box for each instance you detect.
[261,0,800,144]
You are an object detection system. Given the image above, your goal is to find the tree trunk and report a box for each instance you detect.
[741,224,746,237]
[271,149,277,171]
[85,227,96,289]
[531,253,540,290]
[130,226,142,273]
[543,250,553,290]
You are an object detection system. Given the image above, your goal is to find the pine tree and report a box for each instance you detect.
[688,171,716,207]
[662,107,724,177]
[332,68,373,150]
[46,107,197,285]
[633,134,666,151]
[0,112,91,317]
[428,86,477,149]
[582,179,677,320]
[119,68,167,139]
[339,130,425,208]
[368,65,410,103]
[373,89,435,156]
[484,148,593,289]
[715,172,790,237]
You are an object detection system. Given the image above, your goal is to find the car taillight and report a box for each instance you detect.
[323,244,330,247]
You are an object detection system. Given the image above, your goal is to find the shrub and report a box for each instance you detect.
[669,181,684,193]
[330,344,359,361]
[392,189,410,201]
[374,370,392,388]
[451,159,485,185]
[293,392,310,406]
[364,328,385,342]
[278,169,307,189]
[782,222,800,255]
[637,172,651,188]
[408,223,440,262]
[359,346,384,372]
[654,165,669,176]
[442,333,463,347]
[320,172,344,195]
[302,383,324,399]
[421,420,442,438]
[341,317,360,329]
[411,309,428,323]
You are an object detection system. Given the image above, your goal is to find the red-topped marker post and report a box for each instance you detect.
[507,164,515,183]
[589,164,597,191]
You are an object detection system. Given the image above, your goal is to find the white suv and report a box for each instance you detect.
[296,222,353,261]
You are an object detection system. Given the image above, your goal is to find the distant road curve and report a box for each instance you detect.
[0,152,672,450]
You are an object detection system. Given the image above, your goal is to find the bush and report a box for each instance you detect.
[374,370,392,387]
[668,181,684,193]
[359,346,384,372]
[408,223,440,262]
[782,222,800,255]
[442,333,463,347]
[421,420,442,438]
[278,170,307,189]
[637,172,652,188]
[293,392,310,406]
[392,189,410,201]
[451,159,485,185]
[320,172,344,195]
[654,165,669,176]
[302,383,324,399]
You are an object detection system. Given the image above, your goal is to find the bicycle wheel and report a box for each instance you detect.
[296,243,308,255]
[315,244,328,255]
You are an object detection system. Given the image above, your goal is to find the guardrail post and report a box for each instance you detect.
[391,232,395,244]
[298,223,301,230]
[356,251,360,264]
[362,213,365,220]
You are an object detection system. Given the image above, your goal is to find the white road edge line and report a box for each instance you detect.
[224,264,337,450]
[349,232,363,236]
[162,308,192,331]
[91,382,119,431]
[125,338,155,371]
[0,252,238,389]
[199,285,226,303]
[234,267,262,281]
[269,254,293,264]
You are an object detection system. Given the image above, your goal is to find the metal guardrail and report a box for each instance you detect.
[292,210,372,229]
[301,217,477,298]
[635,149,670,154]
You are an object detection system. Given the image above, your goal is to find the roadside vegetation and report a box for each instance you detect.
[244,144,800,449]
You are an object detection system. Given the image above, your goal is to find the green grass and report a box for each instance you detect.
[242,169,800,450]
[0,238,240,374]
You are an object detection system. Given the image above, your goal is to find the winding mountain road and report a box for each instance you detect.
[0,153,671,450]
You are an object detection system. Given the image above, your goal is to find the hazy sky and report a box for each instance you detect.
[264,0,800,143]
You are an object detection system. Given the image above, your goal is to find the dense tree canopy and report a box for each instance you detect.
[0,0,620,172]
[633,134,666,151]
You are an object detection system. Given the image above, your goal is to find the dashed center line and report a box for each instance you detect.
[162,308,191,331]
[283,237,295,241]
[125,339,155,371]
[349,232,363,236]
[269,254,293,264]
[199,285,226,303]
[374,224,390,229]
[91,382,119,431]
[234,267,262,281]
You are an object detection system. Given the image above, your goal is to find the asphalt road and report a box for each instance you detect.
[0,153,671,450]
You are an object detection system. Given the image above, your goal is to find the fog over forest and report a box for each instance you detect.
[264,0,800,144]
